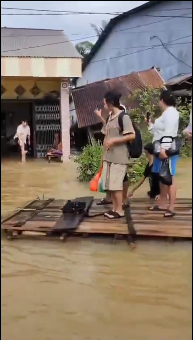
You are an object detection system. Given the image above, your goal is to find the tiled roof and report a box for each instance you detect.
[72,68,164,128]
[1,27,81,58]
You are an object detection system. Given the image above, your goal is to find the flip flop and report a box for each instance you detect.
[104,211,124,219]
[149,205,166,212]
[97,198,112,206]
[164,210,176,218]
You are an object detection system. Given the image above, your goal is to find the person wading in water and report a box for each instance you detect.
[14,120,30,163]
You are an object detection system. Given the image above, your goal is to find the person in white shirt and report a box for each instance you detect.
[147,90,179,217]
[14,120,30,162]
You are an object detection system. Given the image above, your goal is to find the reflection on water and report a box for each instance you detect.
[1,158,192,340]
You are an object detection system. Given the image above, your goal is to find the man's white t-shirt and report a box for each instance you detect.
[15,124,30,144]
[148,106,179,149]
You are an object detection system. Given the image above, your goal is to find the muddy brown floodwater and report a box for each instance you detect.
[1,158,192,340]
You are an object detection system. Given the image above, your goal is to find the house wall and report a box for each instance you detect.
[77,0,192,87]
[1,78,60,99]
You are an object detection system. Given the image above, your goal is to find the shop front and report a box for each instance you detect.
[1,27,82,161]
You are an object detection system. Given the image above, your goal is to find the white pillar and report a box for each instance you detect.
[60,80,70,162]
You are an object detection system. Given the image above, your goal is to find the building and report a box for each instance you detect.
[1,27,82,161]
[72,68,164,138]
[77,0,192,87]
[165,73,192,97]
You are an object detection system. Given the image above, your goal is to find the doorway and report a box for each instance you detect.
[1,100,34,158]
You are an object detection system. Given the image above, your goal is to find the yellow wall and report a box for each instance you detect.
[1,78,60,100]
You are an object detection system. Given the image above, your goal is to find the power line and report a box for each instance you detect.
[107,42,192,50]
[2,41,191,54]
[1,12,192,18]
[113,14,191,34]
[150,35,192,69]
[1,27,192,38]
[1,7,121,15]
[89,35,192,67]
[1,34,98,52]
[1,14,191,41]
[1,31,191,55]
[1,28,192,38]
[1,9,192,54]
[90,45,192,68]
[1,6,192,14]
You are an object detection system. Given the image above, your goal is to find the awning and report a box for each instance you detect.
[1,57,81,78]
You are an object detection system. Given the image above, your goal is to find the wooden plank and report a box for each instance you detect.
[119,198,192,204]
[30,210,63,221]
[2,197,94,232]
[1,220,56,231]
[89,199,192,216]
[1,197,192,240]
[2,221,191,238]
[75,222,192,238]
[24,198,54,210]
[84,213,192,224]
[46,199,67,210]
[53,196,94,231]
[3,210,38,225]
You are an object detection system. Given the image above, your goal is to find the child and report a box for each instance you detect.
[128,143,160,199]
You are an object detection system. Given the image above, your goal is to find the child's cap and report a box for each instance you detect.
[144,143,154,155]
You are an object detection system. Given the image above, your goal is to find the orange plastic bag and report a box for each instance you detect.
[89,167,103,192]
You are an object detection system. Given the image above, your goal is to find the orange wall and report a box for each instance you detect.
[1,78,60,100]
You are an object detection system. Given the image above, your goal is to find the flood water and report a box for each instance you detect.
[1,158,192,340]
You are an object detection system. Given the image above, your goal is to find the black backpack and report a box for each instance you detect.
[106,111,143,158]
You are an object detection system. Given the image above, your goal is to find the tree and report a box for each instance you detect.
[75,41,94,57]
[125,87,162,124]
[90,20,108,37]
[127,87,192,134]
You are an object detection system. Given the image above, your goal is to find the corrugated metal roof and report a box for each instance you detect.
[165,73,192,86]
[173,89,192,97]
[72,68,164,128]
[1,27,81,58]
[72,81,110,128]
[82,1,162,71]
[138,68,165,88]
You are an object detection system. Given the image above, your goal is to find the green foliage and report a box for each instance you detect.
[128,87,192,157]
[180,140,192,158]
[75,88,192,183]
[127,87,162,123]
[90,20,108,37]
[74,140,103,182]
[176,99,192,133]
[75,41,94,57]
[127,153,148,184]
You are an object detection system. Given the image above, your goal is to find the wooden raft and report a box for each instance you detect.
[1,197,192,240]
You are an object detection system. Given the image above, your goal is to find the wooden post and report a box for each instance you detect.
[124,200,136,248]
